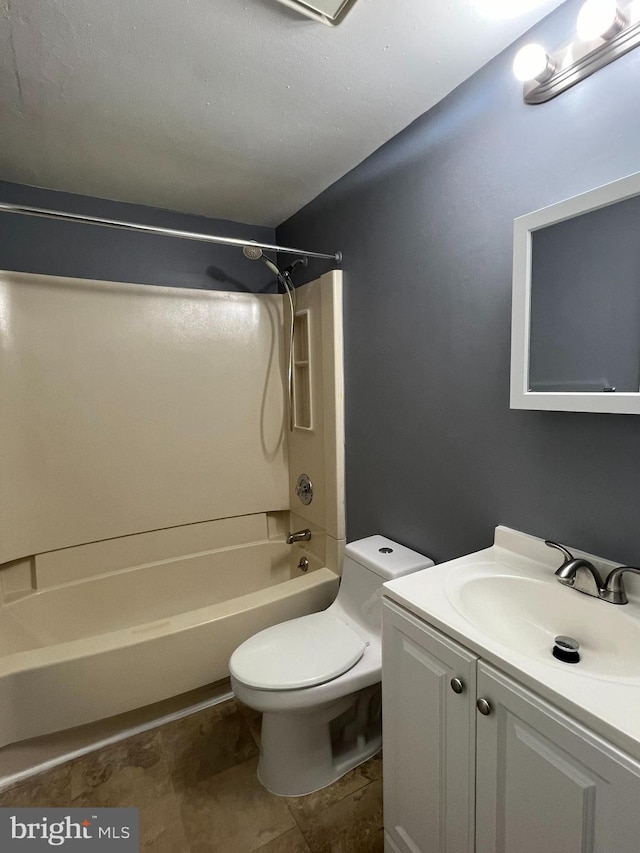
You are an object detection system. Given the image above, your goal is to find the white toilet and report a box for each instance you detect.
[229,535,433,796]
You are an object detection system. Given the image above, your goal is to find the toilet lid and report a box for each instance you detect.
[229,612,367,690]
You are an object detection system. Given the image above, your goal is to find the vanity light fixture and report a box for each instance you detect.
[513,0,640,103]
[577,0,627,40]
[512,43,557,81]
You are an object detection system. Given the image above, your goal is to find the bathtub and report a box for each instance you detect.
[0,540,339,748]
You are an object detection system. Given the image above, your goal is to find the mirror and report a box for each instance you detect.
[511,171,640,414]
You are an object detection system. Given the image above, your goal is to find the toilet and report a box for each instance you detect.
[229,535,434,796]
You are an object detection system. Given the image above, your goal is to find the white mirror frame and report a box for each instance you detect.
[510,171,640,415]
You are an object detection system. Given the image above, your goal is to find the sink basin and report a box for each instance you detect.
[383,527,640,760]
[447,569,640,681]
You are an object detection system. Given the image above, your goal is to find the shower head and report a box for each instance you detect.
[242,245,282,278]
[242,245,264,261]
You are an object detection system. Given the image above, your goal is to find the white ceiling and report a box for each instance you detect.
[0,0,565,228]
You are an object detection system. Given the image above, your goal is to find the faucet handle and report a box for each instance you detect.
[602,565,640,605]
[545,540,575,563]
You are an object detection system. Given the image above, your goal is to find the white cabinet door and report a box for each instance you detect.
[476,662,640,853]
[382,599,477,853]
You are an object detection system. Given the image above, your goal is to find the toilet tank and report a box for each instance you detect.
[332,535,434,635]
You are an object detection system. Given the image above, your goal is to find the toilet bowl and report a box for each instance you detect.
[230,535,434,796]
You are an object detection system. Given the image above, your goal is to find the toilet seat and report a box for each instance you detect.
[229,611,366,690]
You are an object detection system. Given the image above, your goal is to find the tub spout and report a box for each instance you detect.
[287,529,311,544]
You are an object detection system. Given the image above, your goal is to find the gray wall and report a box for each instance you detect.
[0,181,277,293]
[278,0,640,565]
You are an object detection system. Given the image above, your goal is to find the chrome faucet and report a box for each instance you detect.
[546,540,640,605]
[286,528,311,544]
[545,541,604,597]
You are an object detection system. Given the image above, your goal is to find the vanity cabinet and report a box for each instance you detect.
[382,598,640,853]
[382,599,477,853]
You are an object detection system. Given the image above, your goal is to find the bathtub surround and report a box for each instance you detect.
[0,263,344,746]
[0,268,343,565]
[287,272,347,573]
[0,274,289,562]
[0,698,384,853]
[276,0,640,566]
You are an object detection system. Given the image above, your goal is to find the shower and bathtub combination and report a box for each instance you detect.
[0,204,344,752]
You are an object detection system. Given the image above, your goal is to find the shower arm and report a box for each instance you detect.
[0,202,342,263]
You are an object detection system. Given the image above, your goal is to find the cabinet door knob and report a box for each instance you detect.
[476,698,492,716]
[450,677,465,694]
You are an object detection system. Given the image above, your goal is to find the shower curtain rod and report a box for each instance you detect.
[0,202,342,263]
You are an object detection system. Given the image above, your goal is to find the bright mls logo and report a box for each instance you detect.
[0,808,138,850]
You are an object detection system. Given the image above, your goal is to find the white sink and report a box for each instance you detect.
[446,568,640,681]
[383,526,640,760]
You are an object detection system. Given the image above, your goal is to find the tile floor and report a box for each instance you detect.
[0,698,383,852]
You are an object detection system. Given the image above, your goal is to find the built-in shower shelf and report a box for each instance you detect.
[293,310,312,430]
